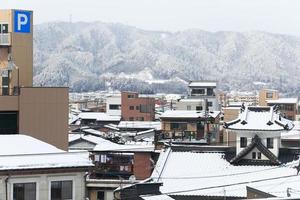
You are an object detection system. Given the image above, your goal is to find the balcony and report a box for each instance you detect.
[0,33,11,46]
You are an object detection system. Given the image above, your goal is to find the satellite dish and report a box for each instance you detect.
[129,175,136,183]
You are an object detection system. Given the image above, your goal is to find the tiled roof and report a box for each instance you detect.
[224,106,294,131]
[151,149,300,198]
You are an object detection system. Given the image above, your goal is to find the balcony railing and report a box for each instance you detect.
[0,33,11,46]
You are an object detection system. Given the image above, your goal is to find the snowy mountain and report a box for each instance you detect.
[33,22,300,95]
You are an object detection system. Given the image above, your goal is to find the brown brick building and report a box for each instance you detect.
[121,91,155,121]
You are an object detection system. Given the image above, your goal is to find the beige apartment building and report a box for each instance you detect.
[258,89,279,106]
[0,9,68,150]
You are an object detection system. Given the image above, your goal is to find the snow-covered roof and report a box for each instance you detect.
[0,135,92,171]
[77,112,121,121]
[93,140,154,152]
[267,98,298,104]
[188,81,217,88]
[224,106,294,131]
[69,134,107,145]
[160,110,220,119]
[140,194,174,200]
[151,149,300,198]
[0,134,63,155]
[178,98,204,103]
[81,128,106,137]
[118,121,161,130]
[281,121,300,140]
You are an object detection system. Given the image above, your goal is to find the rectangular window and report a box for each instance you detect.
[267,138,274,149]
[240,137,247,148]
[51,180,73,200]
[252,152,256,159]
[109,104,121,110]
[140,105,152,113]
[196,106,203,111]
[207,101,213,107]
[257,152,261,159]
[97,191,105,200]
[13,182,36,200]
[266,92,273,98]
[191,89,205,95]
[129,106,134,110]
[136,106,140,110]
[127,94,136,98]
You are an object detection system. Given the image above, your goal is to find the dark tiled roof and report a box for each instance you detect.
[230,135,280,165]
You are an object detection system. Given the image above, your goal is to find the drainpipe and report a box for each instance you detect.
[5,175,10,200]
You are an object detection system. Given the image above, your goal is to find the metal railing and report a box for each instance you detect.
[0,33,11,46]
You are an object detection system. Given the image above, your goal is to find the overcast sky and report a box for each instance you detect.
[2,0,300,36]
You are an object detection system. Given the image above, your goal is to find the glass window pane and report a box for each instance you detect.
[51,181,62,200]
[62,181,73,199]
[13,183,36,200]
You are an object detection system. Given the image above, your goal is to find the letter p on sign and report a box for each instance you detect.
[14,10,31,33]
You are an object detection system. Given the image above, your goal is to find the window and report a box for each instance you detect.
[252,152,256,159]
[136,117,144,121]
[207,88,214,96]
[109,104,121,110]
[0,112,18,134]
[240,137,247,148]
[13,182,36,200]
[140,105,152,113]
[97,191,105,200]
[0,23,9,34]
[257,152,261,159]
[191,89,205,95]
[267,138,274,149]
[127,94,136,98]
[129,106,134,110]
[187,105,191,110]
[196,106,203,111]
[51,180,73,200]
[136,106,140,110]
[266,92,273,98]
[170,123,187,130]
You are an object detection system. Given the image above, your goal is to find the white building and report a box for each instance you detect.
[0,134,92,200]
[224,106,294,165]
[186,81,220,111]
[106,95,121,116]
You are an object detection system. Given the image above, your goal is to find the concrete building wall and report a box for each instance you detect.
[0,171,86,200]
[121,91,155,121]
[19,87,69,150]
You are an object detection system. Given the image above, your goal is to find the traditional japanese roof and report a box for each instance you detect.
[224,106,294,131]
[151,149,300,198]
[160,110,220,119]
[188,81,217,88]
[230,135,280,165]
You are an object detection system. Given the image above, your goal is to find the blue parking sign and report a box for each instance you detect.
[14,10,31,33]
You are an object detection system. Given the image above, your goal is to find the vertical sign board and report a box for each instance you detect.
[14,10,31,33]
